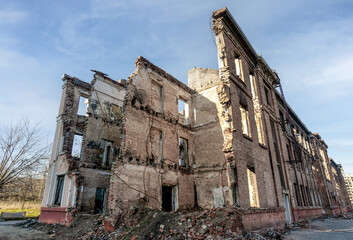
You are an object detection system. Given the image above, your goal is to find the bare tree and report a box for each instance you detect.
[0,120,50,190]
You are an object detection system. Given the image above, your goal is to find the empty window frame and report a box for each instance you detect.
[300,185,308,206]
[159,131,163,162]
[249,74,257,99]
[247,166,259,208]
[240,104,251,137]
[77,96,88,116]
[294,183,302,206]
[102,141,113,167]
[255,113,265,145]
[53,175,65,205]
[232,167,238,205]
[279,111,286,132]
[264,87,271,105]
[72,134,83,158]
[310,188,316,206]
[306,186,313,206]
[287,144,294,166]
[234,54,244,81]
[270,120,285,187]
[179,137,188,166]
[178,97,189,122]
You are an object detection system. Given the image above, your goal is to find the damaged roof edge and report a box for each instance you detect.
[62,73,91,91]
[91,69,127,88]
[212,7,278,86]
[135,56,194,94]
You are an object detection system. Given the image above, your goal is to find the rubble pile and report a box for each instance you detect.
[30,207,288,239]
[82,206,279,239]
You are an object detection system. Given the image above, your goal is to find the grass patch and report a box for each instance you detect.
[0,201,41,218]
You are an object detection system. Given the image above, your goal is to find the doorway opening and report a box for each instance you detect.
[94,187,106,213]
[162,186,177,212]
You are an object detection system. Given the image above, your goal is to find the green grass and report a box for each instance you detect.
[0,201,41,218]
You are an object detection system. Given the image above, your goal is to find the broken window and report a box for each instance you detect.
[270,120,285,187]
[159,131,163,162]
[306,186,313,206]
[264,87,271,105]
[71,134,83,158]
[249,74,257,99]
[162,185,177,212]
[94,188,106,213]
[294,183,302,206]
[255,113,265,145]
[53,175,65,205]
[310,188,315,206]
[77,96,88,116]
[250,74,265,145]
[179,137,188,166]
[232,167,238,205]
[178,98,189,123]
[300,185,308,206]
[240,104,251,137]
[102,142,113,167]
[247,166,259,208]
[234,54,244,81]
[279,111,286,132]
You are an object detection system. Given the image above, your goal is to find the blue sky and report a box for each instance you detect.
[1,0,353,174]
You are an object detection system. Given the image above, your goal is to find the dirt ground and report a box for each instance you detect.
[0,221,50,240]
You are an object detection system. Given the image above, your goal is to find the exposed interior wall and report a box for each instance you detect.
[108,57,195,213]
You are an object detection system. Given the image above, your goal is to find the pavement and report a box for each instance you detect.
[284,217,353,240]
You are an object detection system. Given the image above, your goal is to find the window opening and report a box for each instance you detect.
[255,114,265,144]
[240,104,251,137]
[178,98,189,122]
[300,185,308,206]
[232,167,238,205]
[249,74,257,99]
[159,131,163,162]
[72,134,83,158]
[77,96,88,116]
[94,187,106,213]
[294,183,302,206]
[279,111,286,132]
[179,138,188,166]
[270,120,285,187]
[264,87,271,105]
[234,55,244,81]
[247,166,259,208]
[103,142,113,167]
[53,175,65,205]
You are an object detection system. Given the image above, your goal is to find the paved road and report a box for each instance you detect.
[0,220,50,240]
[284,218,353,240]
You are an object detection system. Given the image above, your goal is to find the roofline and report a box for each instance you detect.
[135,56,193,94]
[212,7,278,85]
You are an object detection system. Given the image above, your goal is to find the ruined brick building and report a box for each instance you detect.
[40,7,351,230]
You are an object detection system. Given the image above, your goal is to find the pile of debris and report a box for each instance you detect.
[29,207,287,239]
[81,206,283,240]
